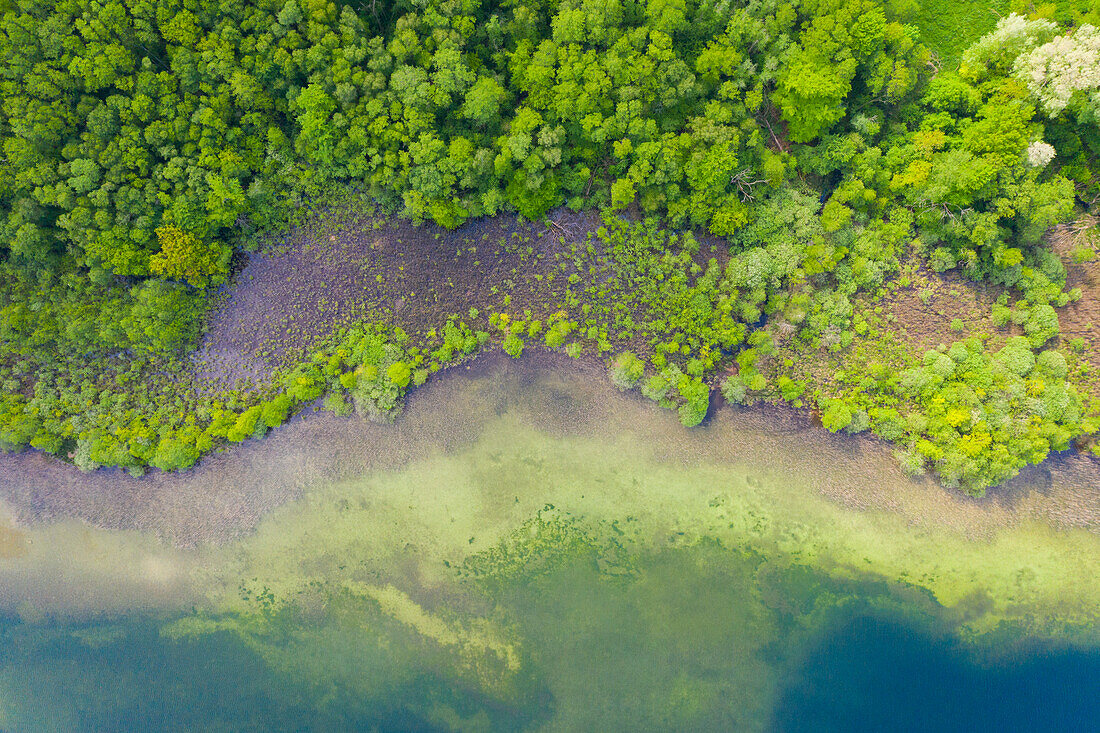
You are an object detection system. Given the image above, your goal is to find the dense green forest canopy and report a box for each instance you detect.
[2,0,1100,491]
[3,0,1096,299]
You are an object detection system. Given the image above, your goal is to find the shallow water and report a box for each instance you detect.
[0,354,1097,731]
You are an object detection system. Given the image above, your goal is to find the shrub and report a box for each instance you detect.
[744,371,767,391]
[503,334,525,358]
[150,434,200,472]
[227,406,262,442]
[677,377,710,427]
[995,338,1036,376]
[323,392,353,417]
[286,366,325,402]
[721,375,747,404]
[871,408,906,441]
[30,431,64,454]
[120,281,203,353]
[1024,304,1060,346]
[642,373,671,402]
[609,351,645,390]
[846,409,871,433]
[821,399,854,432]
[0,398,37,451]
[777,375,805,402]
[387,361,412,387]
[1035,349,1068,379]
[544,321,573,348]
[893,448,926,477]
[149,226,230,288]
[1070,245,1096,264]
[261,394,293,428]
[73,437,101,472]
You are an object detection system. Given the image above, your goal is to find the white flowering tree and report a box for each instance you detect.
[1014,25,1100,122]
[1027,141,1057,168]
[959,14,1057,79]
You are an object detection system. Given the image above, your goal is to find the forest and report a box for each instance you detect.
[2,0,1100,493]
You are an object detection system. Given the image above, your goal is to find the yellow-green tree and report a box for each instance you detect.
[149,226,229,288]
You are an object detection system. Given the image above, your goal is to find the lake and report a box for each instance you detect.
[0,354,1097,731]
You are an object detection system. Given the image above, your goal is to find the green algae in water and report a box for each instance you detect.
[1,533,1096,732]
[0,356,1097,730]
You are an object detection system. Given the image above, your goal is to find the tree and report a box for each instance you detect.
[610,351,644,389]
[1014,24,1100,119]
[821,399,853,431]
[149,225,229,288]
[462,76,508,126]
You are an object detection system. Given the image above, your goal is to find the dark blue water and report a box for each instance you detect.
[776,614,1100,733]
[2,587,1096,731]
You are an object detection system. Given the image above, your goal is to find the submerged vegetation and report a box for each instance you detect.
[4,357,1098,728]
[2,0,1100,493]
[5,355,1099,728]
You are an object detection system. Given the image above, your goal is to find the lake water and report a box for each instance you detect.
[0,354,1097,731]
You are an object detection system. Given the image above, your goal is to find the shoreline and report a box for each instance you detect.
[6,203,1099,498]
[2,349,1098,548]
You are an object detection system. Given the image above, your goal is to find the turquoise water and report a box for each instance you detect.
[0,356,1097,731]
[1,565,1097,731]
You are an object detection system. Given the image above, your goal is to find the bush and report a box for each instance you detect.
[995,338,1035,376]
[73,437,101,472]
[0,398,37,451]
[120,281,203,353]
[871,408,906,441]
[227,406,262,442]
[776,375,805,402]
[721,375,747,404]
[677,377,710,427]
[846,409,871,433]
[323,392,353,417]
[387,361,412,388]
[150,435,200,472]
[286,366,325,402]
[609,352,645,390]
[1035,350,1067,379]
[744,371,767,391]
[503,334,525,358]
[821,399,854,432]
[642,374,671,402]
[544,320,574,348]
[894,448,926,477]
[261,395,293,428]
[1024,304,1060,346]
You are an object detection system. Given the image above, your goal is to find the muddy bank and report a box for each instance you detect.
[1,350,1098,548]
[187,208,586,390]
[185,204,733,391]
